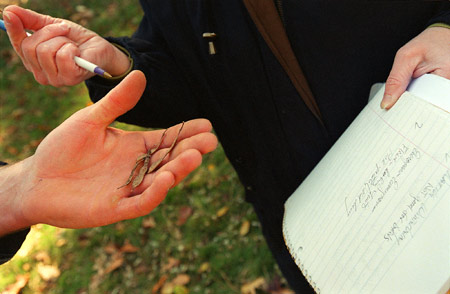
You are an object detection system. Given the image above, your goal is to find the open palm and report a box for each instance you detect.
[17,71,217,230]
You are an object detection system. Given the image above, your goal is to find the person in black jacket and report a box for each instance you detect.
[3,1,450,292]
[0,71,217,265]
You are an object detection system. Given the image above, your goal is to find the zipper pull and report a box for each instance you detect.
[202,32,217,55]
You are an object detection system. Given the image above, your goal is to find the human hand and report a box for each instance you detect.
[3,5,131,86]
[381,26,450,109]
[0,70,217,236]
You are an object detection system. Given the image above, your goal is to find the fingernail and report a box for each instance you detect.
[3,11,11,24]
[381,94,392,109]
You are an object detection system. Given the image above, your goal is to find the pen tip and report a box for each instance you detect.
[104,72,112,78]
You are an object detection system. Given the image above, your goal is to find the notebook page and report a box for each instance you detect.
[283,86,450,294]
[408,74,450,112]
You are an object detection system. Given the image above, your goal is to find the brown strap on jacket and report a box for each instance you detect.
[242,0,323,122]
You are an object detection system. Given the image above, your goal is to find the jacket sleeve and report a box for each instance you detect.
[85,2,203,129]
[427,2,450,27]
[0,229,30,265]
[0,162,30,265]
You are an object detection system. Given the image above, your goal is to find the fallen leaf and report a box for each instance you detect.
[22,263,31,272]
[176,206,193,226]
[11,108,26,120]
[173,228,183,240]
[239,220,251,236]
[34,251,51,264]
[28,139,43,149]
[120,240,139,253]
[216,206,229,217]
[269,289,295,294]
[152,275,168,294]
[69,5,94,26]
[37,125,51,132]
[172,274,190,286]
[32,109,43,117]
[77,233,90,247]
[104,252,124,274]
[37,263,61,281]
[4,125,18,136]
[56,238,68,247]
[104,243,118,254]
[241,277,266,294]
[162,257,180,272]
[6,146,18,156]
[107,3,118,14]
[135,264,148,274]
[198,262,210,273]
[90,253,109,290]
[161,283,174,294]
[142,216,156,228]
[115,222,126,232]
[173,285,189,294]
[267,275,294,294]
[3,274,29,294]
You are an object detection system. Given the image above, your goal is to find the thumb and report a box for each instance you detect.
[381,51,420,109]
[88,70,147,125]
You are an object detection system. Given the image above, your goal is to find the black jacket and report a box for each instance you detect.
[85,1,449,291]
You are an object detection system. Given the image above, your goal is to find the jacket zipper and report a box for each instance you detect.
[203,0,217,55]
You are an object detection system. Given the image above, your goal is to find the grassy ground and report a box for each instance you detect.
[0,1,291,293]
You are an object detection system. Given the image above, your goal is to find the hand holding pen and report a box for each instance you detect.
[1,5,132,86]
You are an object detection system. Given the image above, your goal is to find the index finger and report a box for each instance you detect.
[4,5,61,32]
[4,5,96,48]
[3,9,29,58]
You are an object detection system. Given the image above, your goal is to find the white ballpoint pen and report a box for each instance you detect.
[0,19,112,78]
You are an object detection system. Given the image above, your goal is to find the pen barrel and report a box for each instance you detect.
[0,20,6,32]
[74,56,106,76]
[0,20,30,36]
[74,56,97,72]
[1,20,109,77]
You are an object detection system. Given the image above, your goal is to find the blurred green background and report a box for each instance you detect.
[0,1,290,293]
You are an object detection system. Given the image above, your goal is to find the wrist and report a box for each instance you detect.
[0,158,35,236]
[106,43,133,77]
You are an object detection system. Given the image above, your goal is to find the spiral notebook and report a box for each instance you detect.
[283,74,450,294]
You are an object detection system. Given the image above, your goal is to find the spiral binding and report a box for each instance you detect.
[283,226,321,293]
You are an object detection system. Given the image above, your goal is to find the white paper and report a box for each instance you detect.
[408,74,450,112]
[283,75,450,294]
